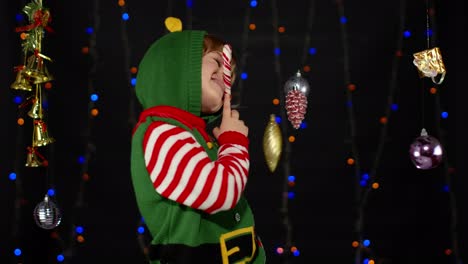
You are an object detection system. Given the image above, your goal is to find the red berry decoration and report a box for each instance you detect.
[285,90,307,129]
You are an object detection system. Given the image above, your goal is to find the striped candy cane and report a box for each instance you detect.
[222,44,232,95]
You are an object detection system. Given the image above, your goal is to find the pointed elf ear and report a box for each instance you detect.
[164,17,182,32]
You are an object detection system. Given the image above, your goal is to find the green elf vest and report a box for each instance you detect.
[131,110,266,264]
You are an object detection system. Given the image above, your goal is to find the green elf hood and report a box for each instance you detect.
[135,30,219,122]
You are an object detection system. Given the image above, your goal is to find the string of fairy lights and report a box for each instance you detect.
[119,0,137,128]
[42,0,102,261]
[417,1,459,262]
[56,0,102,261]
[265,0,319,261]
[9,0,29,250]
[116,0,152,261]
[339,0,407,262]
[268,0,296,262]
[231,0,253,108]
[8,0,101,262]
[334,12,362,264]
[337,0,457,263]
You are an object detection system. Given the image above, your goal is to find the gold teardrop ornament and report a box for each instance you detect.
[263,114,283,173]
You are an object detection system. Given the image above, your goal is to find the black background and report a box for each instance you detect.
[0,0,464,263]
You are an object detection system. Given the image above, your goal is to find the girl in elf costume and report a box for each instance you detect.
[131,30,266,263]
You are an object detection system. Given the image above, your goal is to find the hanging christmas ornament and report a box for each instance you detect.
[284,70,309,129]
[25,146,48,167]
[11,65,32,91]
[412,47,446,84]
[409,128,443,170]
[263,114,283,173]
[32,119,55,147]
[23,52,54,84]
[33,194,61,229]
[16,1,54,85]
[16,1,53,34]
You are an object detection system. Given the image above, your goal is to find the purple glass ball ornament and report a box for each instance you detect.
[409,128,443,170]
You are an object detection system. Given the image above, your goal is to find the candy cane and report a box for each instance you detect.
[222,44,232,95]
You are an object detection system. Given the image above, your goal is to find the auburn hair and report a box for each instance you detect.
[203,34,237,83]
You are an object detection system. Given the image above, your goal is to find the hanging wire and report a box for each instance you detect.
[333,1,363,263]
[353,1,407,263]
[165,0,173,19]
[117,1,152,261]
[425,0,431,49]
[11,73,26,261]
[366,0,407,214]
[53,0,101,262]
[185,0,193,30]
[231,2,252,109]
[426,1,460,263]
[419,0,432,130]
[433,86,460,264]
[42,80,57,204]
[301,0,316,67]
[270,1,316,261]
[120,0,136,128]
[270,1,294,262]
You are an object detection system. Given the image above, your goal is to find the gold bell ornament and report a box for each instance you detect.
[16,3,54,84]
[263,114,283,173]
[413,47,446,84]
[28,84,44,119]
[25,147,48,167]
[32,119,55,147]
[23,53,54,84]
[11,66,32,91]
[28,97,43,119]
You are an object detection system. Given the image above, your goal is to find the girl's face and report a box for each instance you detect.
[201,51,225,114]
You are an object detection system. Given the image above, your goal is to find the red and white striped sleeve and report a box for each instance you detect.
[143,121,250,214]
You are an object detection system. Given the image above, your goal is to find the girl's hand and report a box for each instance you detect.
[212,94,248,139]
